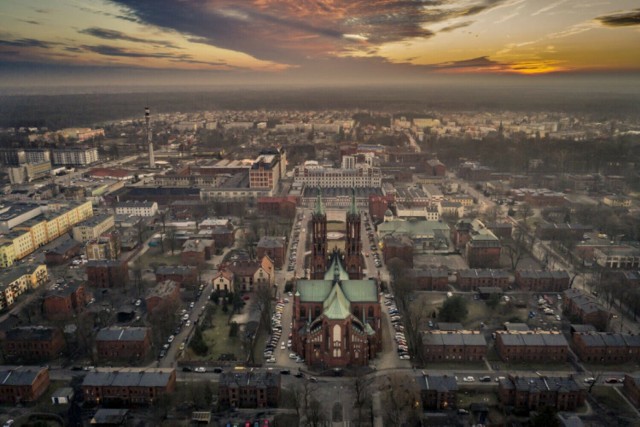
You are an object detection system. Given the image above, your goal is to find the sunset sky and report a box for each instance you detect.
[1,0,639,87]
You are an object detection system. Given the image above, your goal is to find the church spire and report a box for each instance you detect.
[314,188,325,216]
[349,187,358,216]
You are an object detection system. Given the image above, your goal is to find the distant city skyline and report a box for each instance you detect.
[1,0,639,88]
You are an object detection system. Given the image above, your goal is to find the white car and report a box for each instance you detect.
[267,357,276,363]
[463,376,475,382]
[194,367,207,373]
[168,335,174,343]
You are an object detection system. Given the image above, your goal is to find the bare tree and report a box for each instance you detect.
[381,374,420,427]
[158,209,167,252]
[306,398,326,427]
[504,228,528,271]
[166,227,178,255]
[254,284,274,335]
[352,371,372,426]
[518,203,534,230]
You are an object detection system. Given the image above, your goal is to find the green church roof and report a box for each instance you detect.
[324,255,350,281]
[314,190,325,216]
[323,284,351,320]
[348,187,358,216]
[297,280,332,302]
[342,280,379,302]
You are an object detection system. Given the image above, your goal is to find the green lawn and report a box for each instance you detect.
[591,386,637,419]
[189,309,245,362]
[137,246,182,269]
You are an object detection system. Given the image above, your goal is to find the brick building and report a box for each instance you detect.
[155,265,197,287]
[426,159,446,177]
[0,366,50,404]
[536,223,591,241]
[86,260,129,288]
[486,222,513,240]
[256,236,287,269]
[218,371,281,409]
[96,327,152,361]
[498,375,585,411]
[466,233,501,269]
[562,289,610,331]
[456,269,509,291]
[515,270,571,292]
[495,331,568,363]
[382,235,414,268]
[82,368,176,405]
[43,282,86,321]
[145,280,180,313]
[3,326,65,362]
[257,196,298,219]
[368,194,395,223]
[44,239,82,265]
[416,374,458,410]
[572,332,640,364]
[420,330,487,362]
[410,269,448,291]
[180,239,214,266]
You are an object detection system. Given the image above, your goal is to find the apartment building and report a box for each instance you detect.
[82,368,176,405]
[498,375,585,411]
[51,147,99,166]
[72,214,115,242]
[218,371,281,409]
[495,331,569,362]
[420,330,487,362]
[0,366,50,405]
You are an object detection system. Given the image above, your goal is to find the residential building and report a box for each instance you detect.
[515,270,571,292]
[96,327,152,361]
[495,331,569,362]
[226,256,275,292]
[86,260,129,288]
[416,375,458,410]
[602,195,632,208]
[72,214,115,243]
[3,326,65,362]
[82,368,176,405]
[378,219,451,254]
[115,201,159,217]
[0,366,50,404]
[218,371,281,409]
[465,231,501,269]
[456,269,509,291]
[382,235,414,268]
[180,239,214,266]
[43,282,86,321]
[155,265,197,287]
[145,280,180,313]
[0,264,49,310]
[257,196,298,219]
[44,239,82,265]
[86,232,120,260]
[486,222,513,240]
[498,375,585,411]
[410,269,449,291]
[51,147,99,166]
[249,152,282,191]
[536,223,591,241]
[212,270,234,292]
[563,289,610,331]
[8,161,52,184]
[293,161,382,188]
[420,330,487,362]
[572,332,640,364]
[256,236,287,269]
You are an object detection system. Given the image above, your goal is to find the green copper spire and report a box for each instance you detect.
[349,187,358,216]
[314,188,325,216]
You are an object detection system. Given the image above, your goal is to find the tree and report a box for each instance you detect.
[518,203,534,230]
[166,227,178,255]
[135,218,146,246]
[148,298,180,351]
[438,295,468,322]
[504,228,528,271]
[189,325,209,356]
[531,406,559,427]
[486,293,501,310]
[254,284,274,334]
[352,371,372,426]
[381,374,420,427]
[158,209,167,252]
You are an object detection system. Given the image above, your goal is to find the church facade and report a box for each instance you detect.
[292,193,380,368]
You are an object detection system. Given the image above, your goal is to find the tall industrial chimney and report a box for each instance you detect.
[145,106,155,168]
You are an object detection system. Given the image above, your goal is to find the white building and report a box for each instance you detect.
[115,201,159,217]
[293,161,381,188]
[52,148,99,166]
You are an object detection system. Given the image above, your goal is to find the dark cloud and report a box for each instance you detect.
[433,56,504,69]
[79,27,180,48]
[0,38,54,49]
[82,44,181,59]
[439,21,473,33]
[596,9,640,27]
[108,0,510,63]
[19,20,41,25]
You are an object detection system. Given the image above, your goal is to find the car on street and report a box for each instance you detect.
[584,377,595,384]
[194,367,207,373]
[479,376,491,382]
[309,377,318,383]
[463,376,475,382]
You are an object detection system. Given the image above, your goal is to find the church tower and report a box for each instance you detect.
[311,191,327,279]
[345,188,363,279]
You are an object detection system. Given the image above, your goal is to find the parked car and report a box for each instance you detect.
[194,367,207,373]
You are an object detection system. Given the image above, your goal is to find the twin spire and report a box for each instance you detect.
[313,187,357,216]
